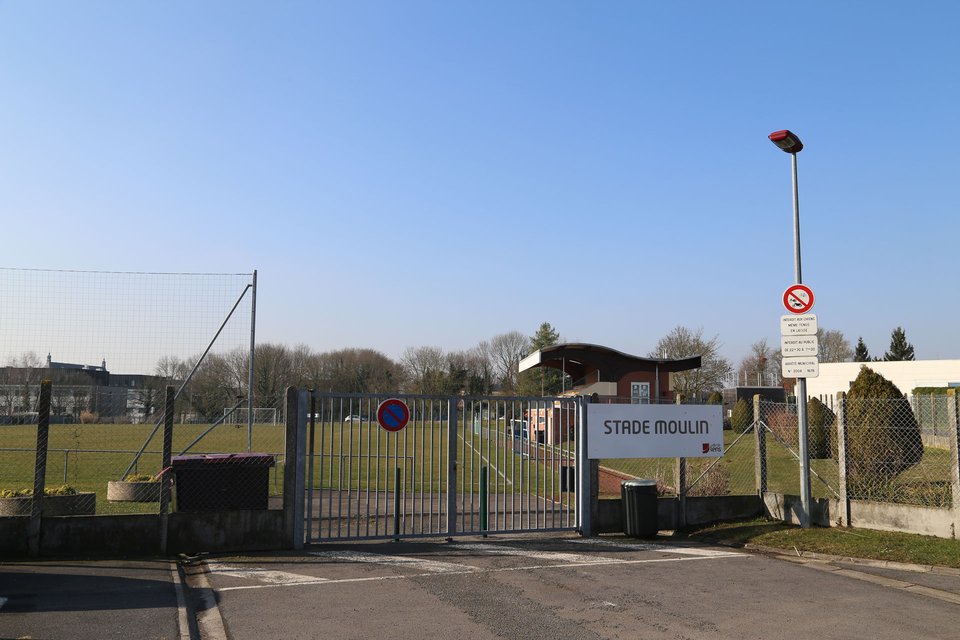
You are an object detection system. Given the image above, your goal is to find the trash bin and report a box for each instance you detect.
[171,453,275,512]
[621,479,658,538]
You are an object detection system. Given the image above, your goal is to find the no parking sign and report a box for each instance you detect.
[377,399,410,433]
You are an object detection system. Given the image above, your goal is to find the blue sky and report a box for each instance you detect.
[2,1,958,367]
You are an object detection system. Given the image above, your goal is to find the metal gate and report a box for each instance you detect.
[303,393,583,543]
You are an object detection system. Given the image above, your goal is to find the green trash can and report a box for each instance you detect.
[621,479,658,538]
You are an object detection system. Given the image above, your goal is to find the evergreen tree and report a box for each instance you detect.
[730,398,753,434]
[883,327,915,361]
[517,322,568,396]
[846,366,923,491]
[806,397,835,459]
[853,337,870,362]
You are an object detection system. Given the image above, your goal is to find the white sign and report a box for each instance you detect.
[782,357,820,378]
[781,335,818,357]
[780,314,818,336]
[587,404,724,459]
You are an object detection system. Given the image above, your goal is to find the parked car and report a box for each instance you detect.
[343,415,368,423]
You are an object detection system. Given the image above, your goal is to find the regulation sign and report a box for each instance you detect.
[783,284,815,314]
[780,314,818,336]
[587,404,723,459]
[782,357,820,378]
[377,398,410,433]
[781,335,818,357]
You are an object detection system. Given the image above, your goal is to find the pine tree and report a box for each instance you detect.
[853,337,870,362]
[517,322,568,396]
[883,327,915,361]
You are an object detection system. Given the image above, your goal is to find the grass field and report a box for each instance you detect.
[3,421,951,514]
[0,419,573,514]
[599,429,953,506]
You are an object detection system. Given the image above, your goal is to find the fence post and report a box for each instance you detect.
[753,395,766,496]
[28,380,52,558]
[158,385,175,554]
[835,392,851,527]
[948,390,960,536]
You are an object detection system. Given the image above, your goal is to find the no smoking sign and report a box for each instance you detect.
[783,284,815,314]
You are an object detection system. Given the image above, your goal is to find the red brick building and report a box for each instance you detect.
[519,343,702,404]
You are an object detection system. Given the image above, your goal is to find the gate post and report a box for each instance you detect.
[283,387,307,549]
[446,400,458,537]
[576,396,593,537]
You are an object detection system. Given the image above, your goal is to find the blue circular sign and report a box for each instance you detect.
[377,399,410,432]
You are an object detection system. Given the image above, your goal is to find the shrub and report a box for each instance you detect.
[846,366,923,489]
[0,485,78,498]
[79,410,98,424]
[122,473,158,483]
[706,391,723,405]
[807,397,835,459]
[730,398,753,433]
[684,459,729,497]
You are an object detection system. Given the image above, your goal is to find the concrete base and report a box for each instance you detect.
[596,494,765,534]
[846,500,956,539]
[1,509,286,557]
[762,492,831,527]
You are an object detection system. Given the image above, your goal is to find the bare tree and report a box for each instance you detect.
[817,329,853,363]
[489,331,530,393]
[648,326,733,401]
[737,339,778,386]
[401,346,448,394]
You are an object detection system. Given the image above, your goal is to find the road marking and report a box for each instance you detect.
[207,562,329,585]
[569,538,743,558]
[448,542,626,565]
[311,550,479,573]
[216,553,746,592]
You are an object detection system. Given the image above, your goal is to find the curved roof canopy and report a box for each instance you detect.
[518,343,701,383]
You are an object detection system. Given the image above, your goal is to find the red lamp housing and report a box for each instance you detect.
[768,129,803,153]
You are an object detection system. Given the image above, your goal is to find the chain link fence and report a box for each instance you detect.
[0,268,258,515]
[759,395,955,508]
[844,396,953,507]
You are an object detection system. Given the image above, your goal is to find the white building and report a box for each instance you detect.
[806,360,960,400]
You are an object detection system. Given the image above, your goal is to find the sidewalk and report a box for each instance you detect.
[0,558,190,640]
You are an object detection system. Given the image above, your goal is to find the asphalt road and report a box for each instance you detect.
[198,534,960,640]
[0,558,186,640]
[3,535,959,640]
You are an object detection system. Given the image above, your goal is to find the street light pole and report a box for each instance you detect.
[769,129,813,528]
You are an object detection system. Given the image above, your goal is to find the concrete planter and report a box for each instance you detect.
[0,492,96,516]
[107,480,161,503]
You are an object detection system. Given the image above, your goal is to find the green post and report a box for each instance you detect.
[480,465,488,536]
[393,467,401,541]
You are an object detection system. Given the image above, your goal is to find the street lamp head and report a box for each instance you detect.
[768,129,803,154]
